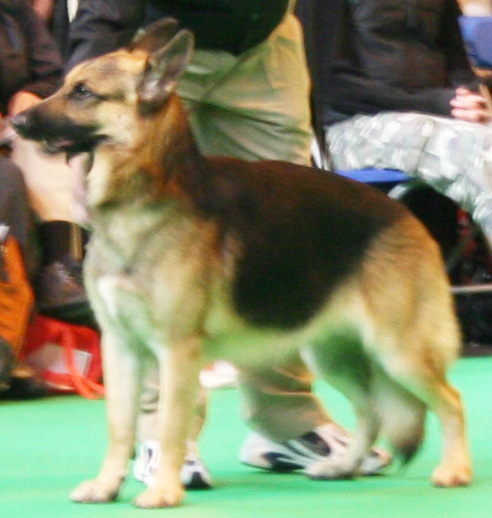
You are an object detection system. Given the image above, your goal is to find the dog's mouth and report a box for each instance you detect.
[11,111,106,155]
[40,135,106,155]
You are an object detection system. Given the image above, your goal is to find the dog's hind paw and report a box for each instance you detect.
[70,479,120,503]
[134,486,184,508]
[432,464,472,487]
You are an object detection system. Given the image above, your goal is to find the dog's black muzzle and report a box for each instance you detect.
[11,110,103,155]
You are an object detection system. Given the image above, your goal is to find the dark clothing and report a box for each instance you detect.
[0,156,37,277]
[66,0,290,71]
[0,1,61,272]
[51,0,71,62]
[0,0,62,114]
[294,0,342,141]
[305,0,479,126]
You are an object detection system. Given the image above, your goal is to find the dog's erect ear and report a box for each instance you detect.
[136,29,194,111]
[129,17,181,54]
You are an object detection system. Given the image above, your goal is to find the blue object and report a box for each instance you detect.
[459,16,492,68]
[335,168,410,184]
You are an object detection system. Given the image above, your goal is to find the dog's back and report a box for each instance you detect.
[199,157,425,329]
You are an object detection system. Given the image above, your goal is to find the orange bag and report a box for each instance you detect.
[21,315,104,399]
[0,227,34,357]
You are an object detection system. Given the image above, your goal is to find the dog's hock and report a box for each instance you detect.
[136,26,194,110]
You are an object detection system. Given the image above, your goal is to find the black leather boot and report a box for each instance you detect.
[34,221,96,327]
[0,362,48,400]
[0,337,47,399]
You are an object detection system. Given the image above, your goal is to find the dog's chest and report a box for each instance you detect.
[85,215,216,345]
[95,272,160,340]
[85,231,177,340]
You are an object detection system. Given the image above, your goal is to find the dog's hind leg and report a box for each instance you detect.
[378,346,471,487]
[425,380,470,487]
[369,287,471,488]
[358,223,471,487]
[71,334,144,503]
[431,389,471,487]
[302,334,382,480]
[134,335,203,508]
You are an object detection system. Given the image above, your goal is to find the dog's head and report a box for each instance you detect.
[11,18,194,155]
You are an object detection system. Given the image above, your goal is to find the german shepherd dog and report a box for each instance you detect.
[13,19,471,508]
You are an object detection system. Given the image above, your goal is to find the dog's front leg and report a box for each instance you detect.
[71,334,143,503]
[134,335,203,508]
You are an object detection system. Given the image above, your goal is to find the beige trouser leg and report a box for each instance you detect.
[177,14,313,165]
[237,364,331,442]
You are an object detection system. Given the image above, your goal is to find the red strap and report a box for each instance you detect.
[61,326,104,400]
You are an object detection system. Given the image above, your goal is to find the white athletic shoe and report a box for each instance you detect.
[239,423,392,476]
[133,440,213,489]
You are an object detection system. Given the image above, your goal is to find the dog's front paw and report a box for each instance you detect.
[432,463,472,487]
[305,459,355,481]
[71,479,120,503]
[134,486,184,508]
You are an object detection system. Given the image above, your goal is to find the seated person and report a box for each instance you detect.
[0,0,91,398]
[0,0,87,318]
[298,0,492,247]
[0,156,44,399]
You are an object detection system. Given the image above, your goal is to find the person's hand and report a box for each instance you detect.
[7,91,43,117]
[450,87,491,124]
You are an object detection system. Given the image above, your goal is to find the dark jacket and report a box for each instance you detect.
[299,0,479,127]
[294,0,342,141]
[66,0,290,72]
[0,0,62,114]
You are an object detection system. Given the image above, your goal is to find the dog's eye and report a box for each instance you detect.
[70,82,98,101]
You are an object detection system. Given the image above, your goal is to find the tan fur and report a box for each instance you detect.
[13,21,471,509]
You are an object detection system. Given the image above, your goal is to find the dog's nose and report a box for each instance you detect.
[10,113,29,132]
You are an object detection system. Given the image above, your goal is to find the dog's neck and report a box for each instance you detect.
[85,95,214,265]
[87,95,209,213]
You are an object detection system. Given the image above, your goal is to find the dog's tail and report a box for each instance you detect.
[374,369,426,465]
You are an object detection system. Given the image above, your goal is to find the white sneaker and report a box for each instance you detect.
[133,440,213,489]
[239,423,392,476]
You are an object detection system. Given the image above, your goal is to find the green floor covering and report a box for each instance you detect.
[1,356,491,518]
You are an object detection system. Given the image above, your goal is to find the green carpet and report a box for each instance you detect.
[1,356,491,518]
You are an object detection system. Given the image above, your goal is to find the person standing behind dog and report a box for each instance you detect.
[65,0,392,490]
[305,0,492,248]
